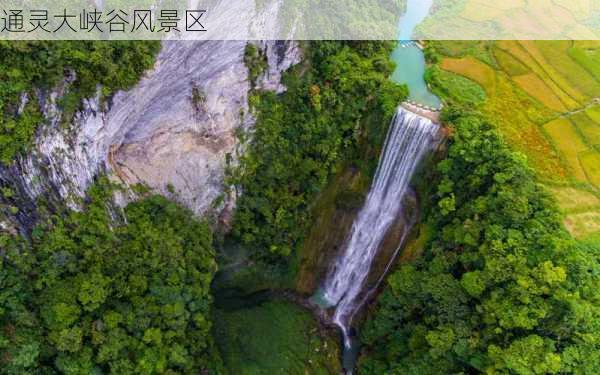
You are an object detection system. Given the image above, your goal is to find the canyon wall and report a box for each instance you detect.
[0,38,300,231]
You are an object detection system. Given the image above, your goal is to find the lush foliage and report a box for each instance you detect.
[0,182,220,374]
[244,43,268,87]
[360,113,600,374]
[213,300,340,373]
[0,41,159,163]
[231,41,407,259]
[424,65,486,108]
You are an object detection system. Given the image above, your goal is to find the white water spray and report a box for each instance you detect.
[322,107,439,348]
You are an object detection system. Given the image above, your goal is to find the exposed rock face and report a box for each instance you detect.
[257,40,302,93]
[295,173,419,297]
[0,38,301,231]
[113,40,300,218]
[109,40,252,217]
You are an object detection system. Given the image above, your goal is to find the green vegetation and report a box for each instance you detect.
[295,165,370,294]
[244,43,268,87]
[533,41,598,100]
[360,112,600,374]
[425,65,486,107]
[360,40,600,373]
[231,41,407,259]
[3,37,597,375]
[334,186,365,211]
[0,41,160,163]
[214,300,340,374]
[571,110,600,147]
[190,85,207,114]
[493,47,530,76]
[426,40,496,68]
[276,0,405,40]
[217,41,408,370]
[429,40,600,239]
[416,1,596,42]
[569,41,600,81]
[0,180,220,374]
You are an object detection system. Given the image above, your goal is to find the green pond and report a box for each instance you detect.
[391,43,441,109]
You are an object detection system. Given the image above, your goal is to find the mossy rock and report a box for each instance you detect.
[334,188,365,211]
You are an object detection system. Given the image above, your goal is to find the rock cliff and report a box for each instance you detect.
[0,38,301,231]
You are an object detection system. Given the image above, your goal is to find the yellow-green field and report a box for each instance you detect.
[586,105,600,123]
[417,1,598,40]
[572,110,600,146]
[434,40,600,239]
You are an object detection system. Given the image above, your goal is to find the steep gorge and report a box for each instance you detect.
[0,20,440,375]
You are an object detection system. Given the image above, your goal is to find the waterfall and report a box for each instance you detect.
[322,106,439,348]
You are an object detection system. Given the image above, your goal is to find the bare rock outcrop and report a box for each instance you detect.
[0,34,300,232]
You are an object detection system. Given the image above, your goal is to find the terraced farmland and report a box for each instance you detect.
[432,40,600,239]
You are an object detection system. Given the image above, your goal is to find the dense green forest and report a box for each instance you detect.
[1,40,409,373]
[359,47,600,373]
[230,41,407,260]
[218,41,410,372]
[1,38,599,374]
[0,180,220,373]
[0,41,159,163]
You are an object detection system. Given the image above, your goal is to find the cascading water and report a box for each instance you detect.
[321,107,439,352]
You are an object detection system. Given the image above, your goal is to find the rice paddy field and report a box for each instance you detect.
[431,40,600,239]
[416,0,598,40]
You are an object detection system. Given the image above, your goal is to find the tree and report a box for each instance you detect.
[360,116,600,374]
[1,180,222,373]
[0,41,160,163]
[231,41,407,260]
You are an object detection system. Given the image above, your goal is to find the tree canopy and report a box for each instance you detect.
[231,41,407,259]
[0,41,159,163]
[360,114,600,374]
[0,181,220,374]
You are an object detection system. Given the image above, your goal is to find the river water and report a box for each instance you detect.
[390,0,441,109]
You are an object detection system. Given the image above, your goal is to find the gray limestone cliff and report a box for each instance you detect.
[0,39,301,232]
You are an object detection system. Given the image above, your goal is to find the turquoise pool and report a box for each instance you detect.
[390,0,441,109]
